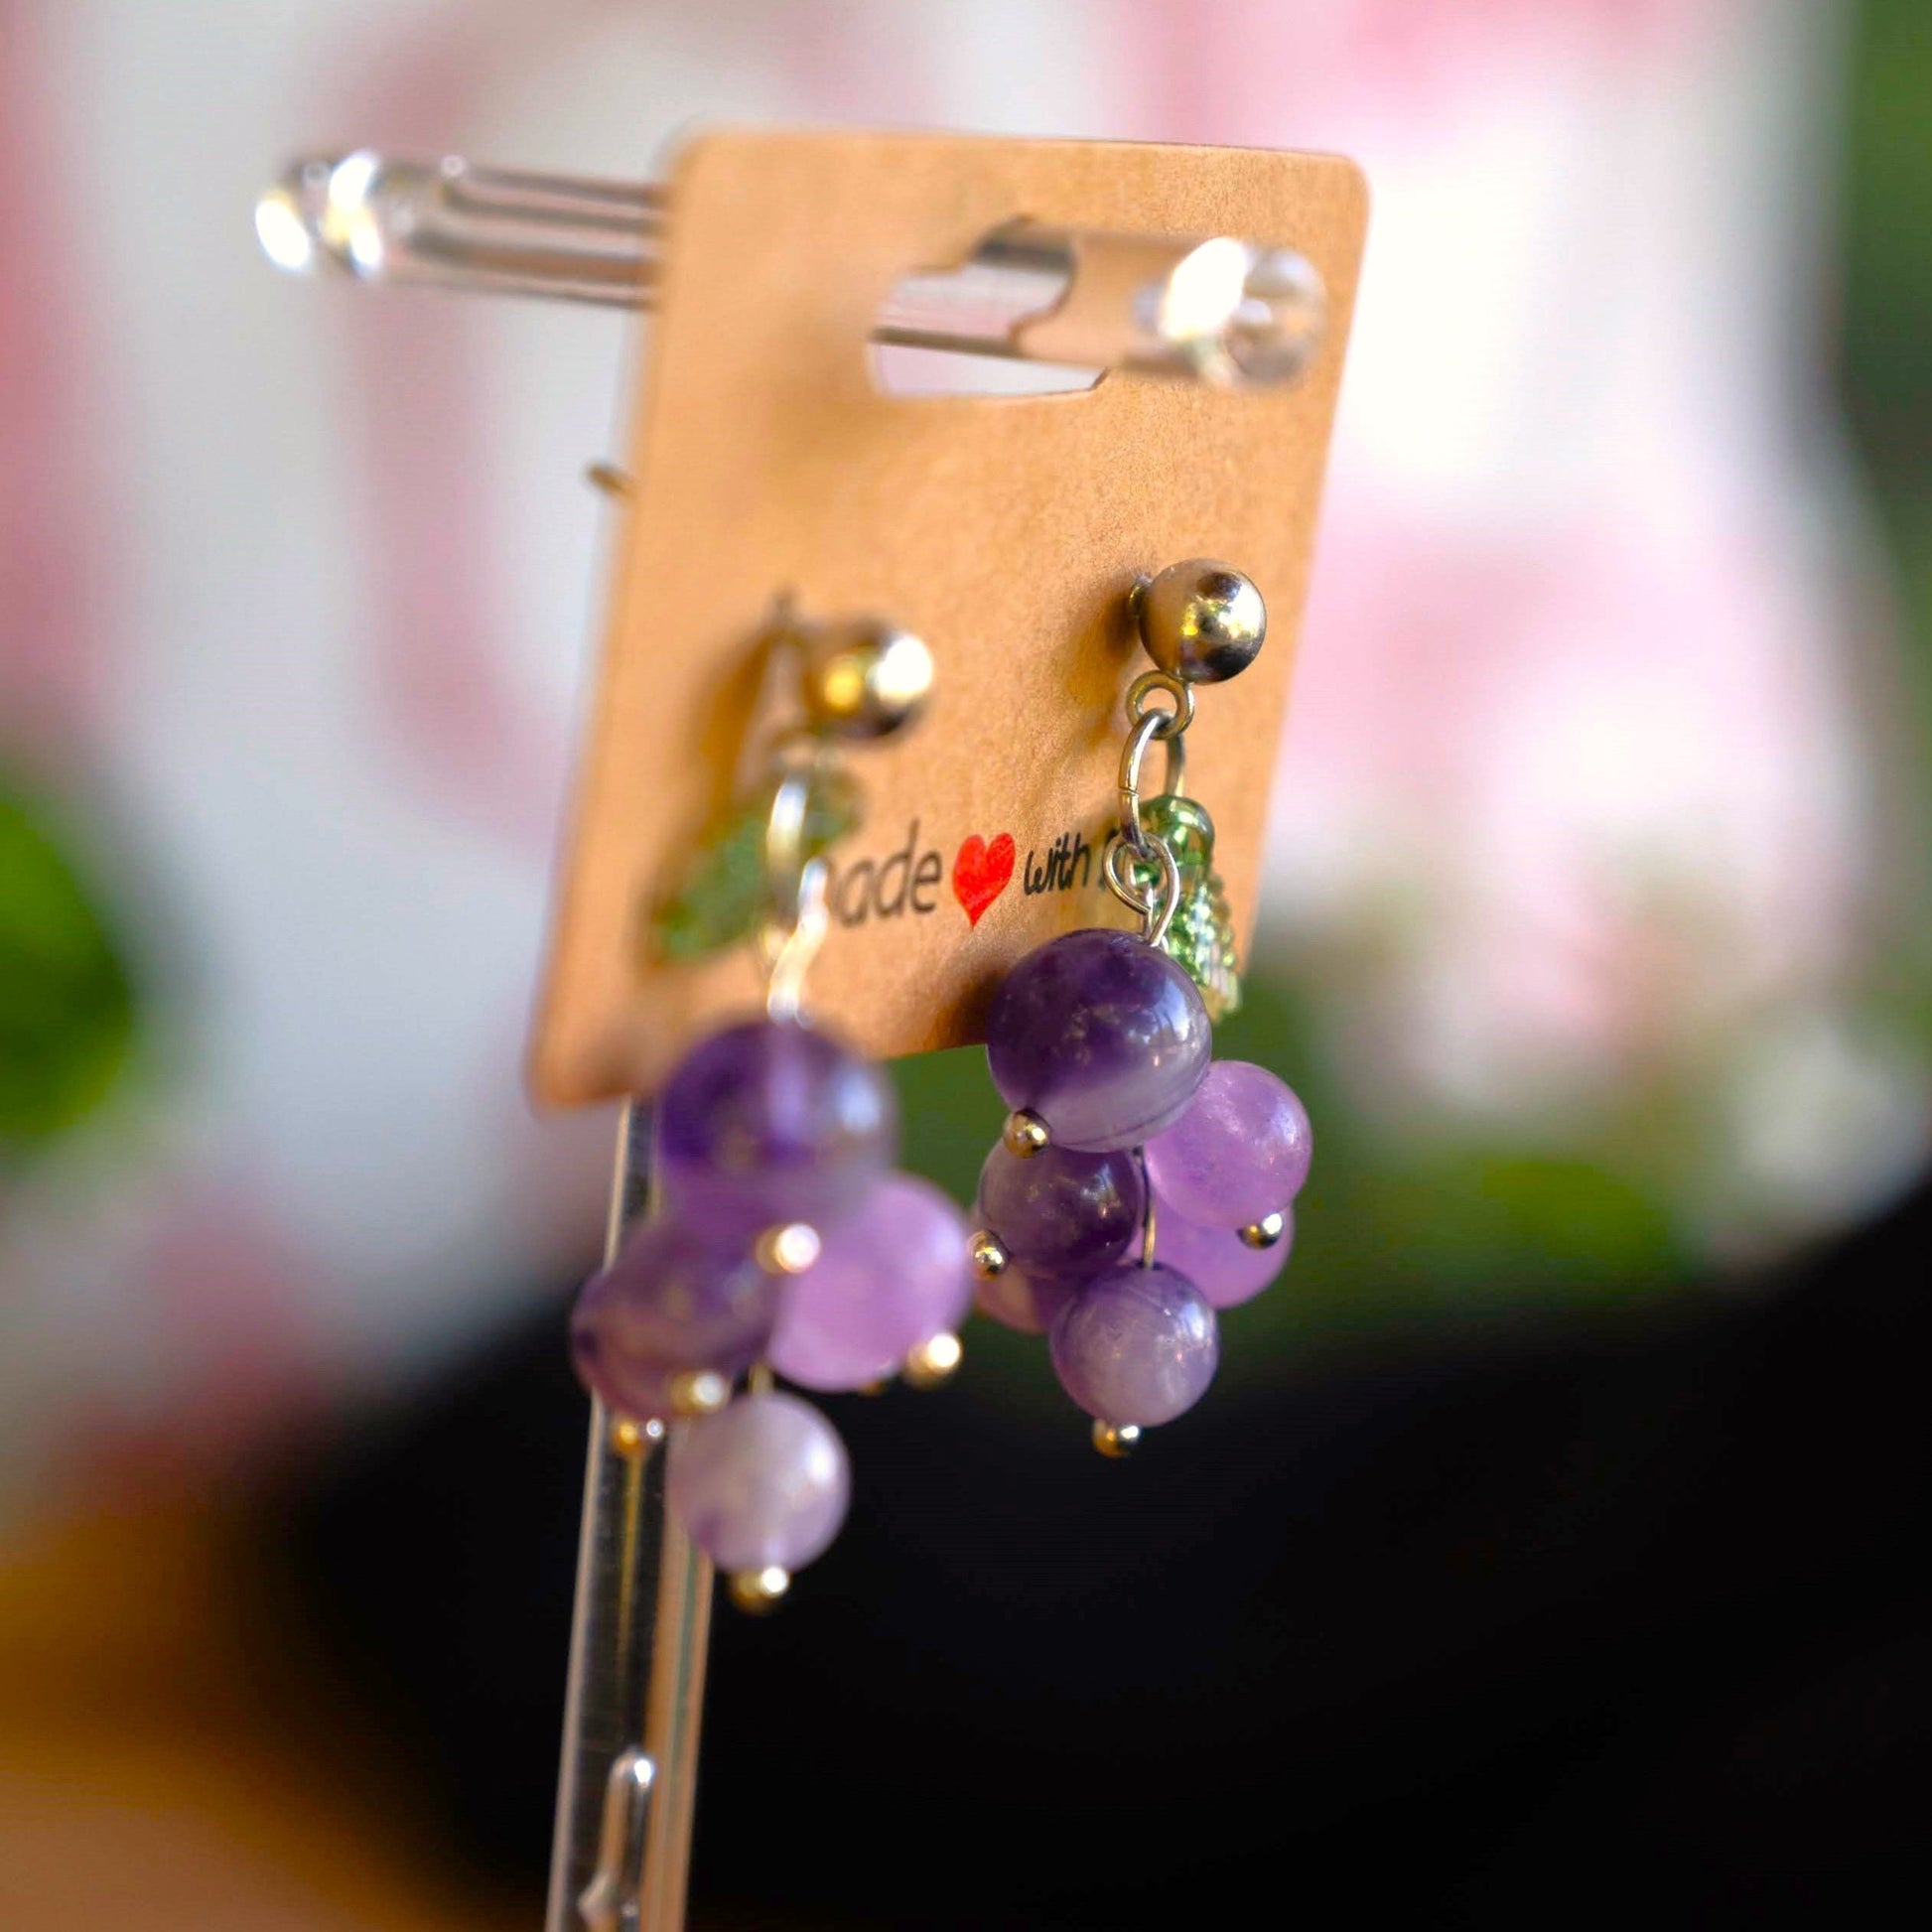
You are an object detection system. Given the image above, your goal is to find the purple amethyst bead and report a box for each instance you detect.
[570,1217,780,1422]
[977,1140,1144,1283]
[1152,1190,1292,1310]
[668,1391,850,1573]
[768,1173,974,1392]
[1048,1262,1218,1426]
[985,928,1211,1152]
[654,1018,897,1233]
[973,1265,1080,1336]
[1144,1059,1311,1229]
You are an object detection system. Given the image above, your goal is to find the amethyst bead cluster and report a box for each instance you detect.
[572,1018,974,1595]
[973,927,1311,1443]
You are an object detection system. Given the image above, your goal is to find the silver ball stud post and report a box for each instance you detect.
[797,618,934,741]
[1135,559,1266,685]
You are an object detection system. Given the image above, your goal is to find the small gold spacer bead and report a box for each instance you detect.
[756,1221,822,1275]
[1092,1420,1142,1458]
[1239,1210,1288,1250]
[1002,1109,1050,1159]
[666,1369,732,1418]
[608,1414,662,1459]
[903,1331,963,1390]
[969,1230,1009,1279]
[728,1565,791,1613]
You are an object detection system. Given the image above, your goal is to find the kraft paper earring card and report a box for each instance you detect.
[532,129,1367,1105]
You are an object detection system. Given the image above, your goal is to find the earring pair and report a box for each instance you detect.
[569,561,1313,1608]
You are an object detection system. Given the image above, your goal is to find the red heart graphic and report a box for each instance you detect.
[952,832,1016,926]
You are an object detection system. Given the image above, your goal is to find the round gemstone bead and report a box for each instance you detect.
[654,1019,897,1231]
[976,1140,1145,1283]
[1152,1191,1292,1310]
[985,928,1212,1152]
[1047,1262,1219,1426]
[1143,1059,1311,1228]
[668,1391,850,1573]
[973,1265,1081,1336]
[570,1217,780,1422]
[768,1173,974,1391]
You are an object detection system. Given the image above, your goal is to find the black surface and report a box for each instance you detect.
[270,1174,1932,1926]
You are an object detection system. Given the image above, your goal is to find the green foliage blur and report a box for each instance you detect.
[1844,0,1932,764]
[0,786,137,1156]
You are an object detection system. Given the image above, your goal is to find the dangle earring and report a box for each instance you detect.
[570,610,974,1609]
[971,560,1314,1453]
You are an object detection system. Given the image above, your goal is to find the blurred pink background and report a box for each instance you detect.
[3,0,1924,1512]
[8,4,1932,1926]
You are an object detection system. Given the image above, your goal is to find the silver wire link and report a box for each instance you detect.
[1115,709,1187,853]
[1103,834,1182,950]
[1135,1146,1159,1269]
[1105,669,1191,947]
[758,739,834,1021]
[761,859,829,1023]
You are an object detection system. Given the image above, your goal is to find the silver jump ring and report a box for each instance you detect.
[1116,708,1169,853]
[1125,669,1195,738]
[1116,713,1188,845]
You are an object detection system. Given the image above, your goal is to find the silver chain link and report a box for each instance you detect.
[1104,669,1191,946]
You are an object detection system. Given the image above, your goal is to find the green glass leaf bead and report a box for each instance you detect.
[1115,795,1241,1020]
[1139,793,1215,891]
[1163,864,1242,1022]
[650,766,861,962]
